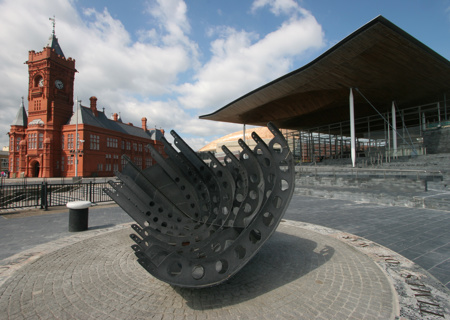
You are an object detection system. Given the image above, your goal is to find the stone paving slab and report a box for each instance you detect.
[286,221,450,320]
[0,223,398,320]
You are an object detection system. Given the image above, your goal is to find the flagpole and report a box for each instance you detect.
[75,98,79,177]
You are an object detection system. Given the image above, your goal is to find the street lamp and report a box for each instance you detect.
[75,98,81,178]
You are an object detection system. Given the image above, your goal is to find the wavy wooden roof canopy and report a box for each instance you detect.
[200,16,450,138]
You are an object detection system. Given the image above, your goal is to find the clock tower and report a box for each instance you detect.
[26,20,76,127]
[22,18,76,177]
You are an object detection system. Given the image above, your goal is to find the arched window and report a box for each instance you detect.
[34,75,44,88]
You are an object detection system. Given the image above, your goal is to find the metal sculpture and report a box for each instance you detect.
[104,122,294,288]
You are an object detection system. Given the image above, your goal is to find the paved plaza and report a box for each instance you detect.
[0,195,449,319]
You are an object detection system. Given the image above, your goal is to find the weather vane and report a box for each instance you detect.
[49,15,56,35]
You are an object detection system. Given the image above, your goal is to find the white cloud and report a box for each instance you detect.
[251,0,303,16]
[176,8,324,111]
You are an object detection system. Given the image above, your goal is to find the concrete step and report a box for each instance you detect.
[294,184,450,212]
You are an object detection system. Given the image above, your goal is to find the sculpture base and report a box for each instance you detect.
[0,222,398,319]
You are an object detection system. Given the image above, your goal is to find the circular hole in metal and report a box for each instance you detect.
[217,170,223,178]
[272,143,282,153]
[249,229,262,244]
[144,221,150,227]
[222,207,228,215]
[153,217,158,223]
[279,160,289,172]
[158,207,163,213]
[180,185,186,190]
[273,196,282,209]
[249,190,257,200]
[191,203,195,208]
[281,179,289,191]
[242,153,249,160]
[216,259,228,274]
[264,157,271,167]
[263,212,274,227]
[167,261,182,277]
[235,245,246,259]
[149,201,155,207]
[161,222,167,228]
[250,174,258,183]
[175,177,180,182]
[236,193,244,202]
[256,148,263,155]
[192,265,205,280]
[145,211,151,216]
[267,173,275,184]
[186,194,191,200]
[244,203,252,213]
[211,242,221,253]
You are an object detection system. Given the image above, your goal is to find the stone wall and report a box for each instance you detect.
[423,127,450,154]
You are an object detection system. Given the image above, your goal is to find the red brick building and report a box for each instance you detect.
[8,29,165,178]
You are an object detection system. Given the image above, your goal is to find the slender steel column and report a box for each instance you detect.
[392,101,397,157]
[349,88,356,167]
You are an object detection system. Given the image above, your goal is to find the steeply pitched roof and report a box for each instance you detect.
[67,106,163,141]
[12,99,28,126]
[46,34,65,57]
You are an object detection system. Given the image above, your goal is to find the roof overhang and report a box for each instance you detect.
[200,16,450,136]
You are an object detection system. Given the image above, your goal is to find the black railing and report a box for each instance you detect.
[0,181,118,210]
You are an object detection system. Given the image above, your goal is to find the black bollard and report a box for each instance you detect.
[67,201,91,232]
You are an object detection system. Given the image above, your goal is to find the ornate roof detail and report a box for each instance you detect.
[46,16,65,57]
[12,98,28,127]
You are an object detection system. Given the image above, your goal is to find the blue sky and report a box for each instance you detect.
[1,0,449,151]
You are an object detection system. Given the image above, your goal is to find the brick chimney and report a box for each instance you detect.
[113,113,119,121]
[142,117,147,131]
[90,96,98,117]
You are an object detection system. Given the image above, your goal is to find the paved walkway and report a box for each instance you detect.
[284,196,450,290]
[0,196,449,319]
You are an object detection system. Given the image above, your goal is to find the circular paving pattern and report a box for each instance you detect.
[0,224,395,319]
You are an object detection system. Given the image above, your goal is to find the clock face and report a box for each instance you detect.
[55,80,64,90]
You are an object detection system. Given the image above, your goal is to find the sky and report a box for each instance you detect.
[1,0,450,151]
